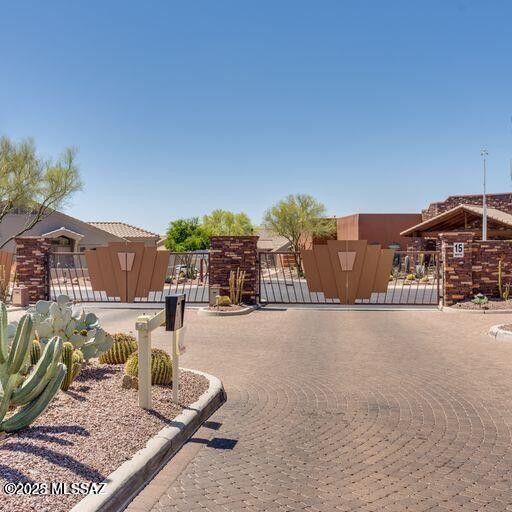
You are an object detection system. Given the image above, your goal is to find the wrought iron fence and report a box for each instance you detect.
[259,250,441,305]
[48,251,209,303]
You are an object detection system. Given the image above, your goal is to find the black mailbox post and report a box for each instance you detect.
[165,294,186,332]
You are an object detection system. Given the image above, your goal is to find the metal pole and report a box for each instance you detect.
[481,148,488,241]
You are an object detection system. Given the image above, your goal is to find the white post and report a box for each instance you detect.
[135,315,152,409]
[172,328,180,403]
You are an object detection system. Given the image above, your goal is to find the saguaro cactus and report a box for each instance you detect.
[0,304,65,433]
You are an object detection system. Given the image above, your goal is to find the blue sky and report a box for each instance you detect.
[1,1,511,234]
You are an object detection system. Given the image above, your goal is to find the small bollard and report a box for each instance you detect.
[135,314,152,409]
[165,294,186,403]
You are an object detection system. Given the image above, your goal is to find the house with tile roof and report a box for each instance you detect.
[0,209,159,253]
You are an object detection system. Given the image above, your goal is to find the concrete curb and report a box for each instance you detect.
[70,369,226,512]
[489,324,512,340]
[440,306,512,314]
[197,305,259,316]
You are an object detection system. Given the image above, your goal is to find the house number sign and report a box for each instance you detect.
[453,242,464,258]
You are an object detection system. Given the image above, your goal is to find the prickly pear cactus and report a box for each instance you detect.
[60,342,84,391]
[99,333,137,365]
[27,295,113,362]
[125,348,172,385]
[0,303,66,433]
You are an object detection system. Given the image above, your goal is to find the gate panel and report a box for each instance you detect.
[259,249,441,305]
[49,247,209,303]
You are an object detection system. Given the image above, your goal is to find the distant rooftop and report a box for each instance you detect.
[88,221,159,240]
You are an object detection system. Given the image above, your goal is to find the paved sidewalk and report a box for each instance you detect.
[100,308,512,510]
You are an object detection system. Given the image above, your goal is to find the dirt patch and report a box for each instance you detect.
[451,299,512,311]
[0,363,208,512]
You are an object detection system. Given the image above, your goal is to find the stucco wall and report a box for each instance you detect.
[0,211,123,252]
[337,213,422,249]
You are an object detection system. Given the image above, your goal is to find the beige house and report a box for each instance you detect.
[0,210,158,253]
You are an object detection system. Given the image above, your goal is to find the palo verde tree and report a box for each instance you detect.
[263,194,335,272]
[0,136,82,249]
[202,209,254,236]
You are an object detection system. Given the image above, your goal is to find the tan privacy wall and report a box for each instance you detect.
[301,240,394,304]
[85,242,169,302]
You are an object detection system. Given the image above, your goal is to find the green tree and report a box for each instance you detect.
[164,218,210,251]
[263,194,332,271]
[0,136,83,249]
[202,209,254,236]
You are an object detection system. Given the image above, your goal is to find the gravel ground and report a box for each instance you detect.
[0,363,208,512]
[451,298,512,310]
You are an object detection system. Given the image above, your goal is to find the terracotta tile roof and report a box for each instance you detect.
[88,221,160,240]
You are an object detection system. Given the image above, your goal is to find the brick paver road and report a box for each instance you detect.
[108,307,512,511]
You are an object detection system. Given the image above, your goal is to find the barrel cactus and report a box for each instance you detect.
[125,348,172,385]
[0,303,66,433]
[27,295,113,362]
[99,333,137,365]
[60,342,84,391]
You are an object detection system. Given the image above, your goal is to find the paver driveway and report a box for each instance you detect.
[100,307,512,511]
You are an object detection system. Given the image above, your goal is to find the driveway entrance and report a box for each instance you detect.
[112,308,512,512]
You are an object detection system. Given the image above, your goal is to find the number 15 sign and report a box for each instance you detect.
[453,242,464,258]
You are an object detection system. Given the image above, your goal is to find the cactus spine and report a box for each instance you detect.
[99,333,137,364]
[125,348,172,385]
[0,303,65,433]
[60,342,84,391]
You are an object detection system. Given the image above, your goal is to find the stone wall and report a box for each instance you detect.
[440,232,512,305]
[423,193,512,220]
[209,236,259,305]
[15,237,51,303]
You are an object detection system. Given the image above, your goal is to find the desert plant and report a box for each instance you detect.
[504,283,511,301]
[125,348,172,385]
[499,258,504,298]
[472,293,489,308]
[0,265,9,303]
[30,338,42,366]
[60,342,84,391]
[405,274,415,281]
[0,305,66,432]
[215,295,232,307]
[99,333,137,365]
[229,268,246,305]
[27,295,113,361]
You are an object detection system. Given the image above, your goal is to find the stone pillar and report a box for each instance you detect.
[440,232,474,306]
[209,236,259,305]
[15,237,51,303]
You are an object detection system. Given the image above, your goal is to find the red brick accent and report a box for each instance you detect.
[440,233,512,305]
[440,232,474,306]
[423,193,512,220]
[15,237,51,303]
[209,236,259,305]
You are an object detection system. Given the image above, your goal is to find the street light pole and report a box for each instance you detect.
[481,148,488,241]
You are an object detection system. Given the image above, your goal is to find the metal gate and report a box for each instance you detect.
[259,249,441,305]
[48,248,209,303]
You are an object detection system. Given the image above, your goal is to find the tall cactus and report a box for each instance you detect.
[0,304,65,433]
[60,342,84,391]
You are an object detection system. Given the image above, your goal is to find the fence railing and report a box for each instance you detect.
[259,250,441,305]
[48,251,209,303]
